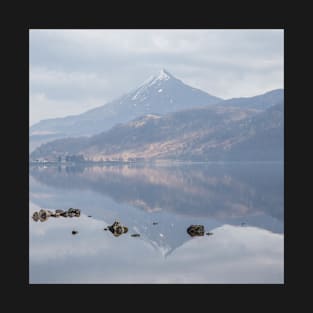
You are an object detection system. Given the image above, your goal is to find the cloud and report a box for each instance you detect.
[29,29,284,125]
[29,92,105,125]
[30,67,111,99]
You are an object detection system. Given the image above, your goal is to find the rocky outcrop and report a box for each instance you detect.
[107,221,128,237]
[32,211,39,222]
[187,225,205,237]
[32,208,81,222]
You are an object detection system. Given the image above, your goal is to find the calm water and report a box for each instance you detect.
[29,162,284,284]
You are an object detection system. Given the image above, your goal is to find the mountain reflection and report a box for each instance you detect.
[30,163,283,234]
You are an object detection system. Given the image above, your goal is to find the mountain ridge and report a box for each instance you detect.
[30,96,283,162]
[30,69,222,138]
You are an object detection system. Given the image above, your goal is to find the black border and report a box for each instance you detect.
[5,5,293,308]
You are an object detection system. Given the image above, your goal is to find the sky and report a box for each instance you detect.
[29,29,284,126]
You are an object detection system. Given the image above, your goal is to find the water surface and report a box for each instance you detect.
[29,162,284,283]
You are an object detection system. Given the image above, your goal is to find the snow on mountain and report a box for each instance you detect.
[30,69,222,141]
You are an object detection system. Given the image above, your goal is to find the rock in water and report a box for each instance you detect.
[74,209,80,217]
[39,209,49,222]
[187,225,205,237]
[67,208,80,217]
[60,211,68,217]
[206,232,213,236]
[131,234,140,237]
[72,230,78,235]
[32,211,39,222]
[108,221,128,237]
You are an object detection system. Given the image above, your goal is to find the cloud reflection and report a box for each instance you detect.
[30,211,283,284]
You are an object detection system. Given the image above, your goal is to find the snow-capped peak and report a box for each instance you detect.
[146,69,173,86]
[156,69,171,81]
[131,69,173,100]
[145,69,173,87]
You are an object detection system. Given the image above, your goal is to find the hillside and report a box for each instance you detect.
[31,96,283,162]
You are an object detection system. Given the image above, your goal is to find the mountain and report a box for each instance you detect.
[218,89,284,110]
[30,69,222,140]
[30,91,283,162]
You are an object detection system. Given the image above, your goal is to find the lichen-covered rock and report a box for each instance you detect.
[32,211,39,222]
[39,209,49,222]
[32,208,80,221]
[74,209,80,217]
[67,208,80,217]
[187,225,205,237]
[108,221,128,237]
[60,211,68,217]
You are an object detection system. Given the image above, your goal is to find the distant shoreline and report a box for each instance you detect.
[29,160,284,167]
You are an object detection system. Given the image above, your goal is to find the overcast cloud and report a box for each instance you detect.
[29,29,284,126]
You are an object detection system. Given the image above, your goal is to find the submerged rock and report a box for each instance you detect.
[108,221,128,237]
[32,211,39,222]
[131,234,140,237]
[152,222,158,225]
[187,225,205,237]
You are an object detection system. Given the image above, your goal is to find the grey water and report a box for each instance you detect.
[29,162,284,284]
